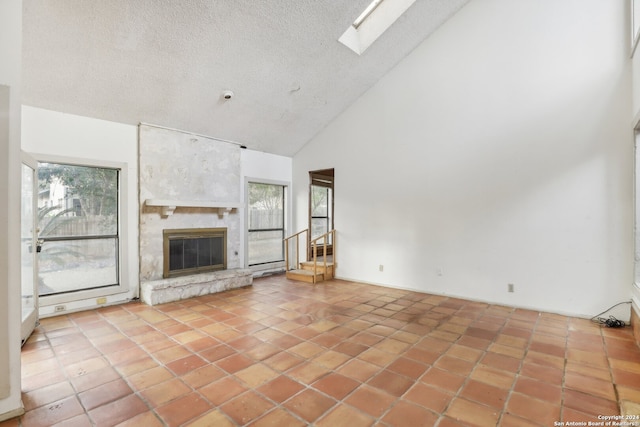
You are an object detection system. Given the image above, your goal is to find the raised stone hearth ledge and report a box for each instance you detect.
[141,268,253,306]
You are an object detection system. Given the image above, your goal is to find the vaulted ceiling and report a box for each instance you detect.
[22,0,470,156]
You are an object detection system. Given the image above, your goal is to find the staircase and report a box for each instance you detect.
[284,229,336,284]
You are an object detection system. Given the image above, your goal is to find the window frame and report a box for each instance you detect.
[32,153,130,306]
[310,185,333,241]
[308,169,334,254]
[245,178,289,269]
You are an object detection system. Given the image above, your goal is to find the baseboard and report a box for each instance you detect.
[0,405,24,423]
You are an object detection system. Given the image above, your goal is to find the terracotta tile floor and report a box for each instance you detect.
[2,275,640,426]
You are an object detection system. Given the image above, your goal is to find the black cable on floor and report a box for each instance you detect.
[590,301,632,328]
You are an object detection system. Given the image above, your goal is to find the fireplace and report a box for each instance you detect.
[163,228,227,278]
[139,125,252,306]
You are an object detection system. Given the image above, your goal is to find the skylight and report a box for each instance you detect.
[353,0,385,29]
[339,0,417,55]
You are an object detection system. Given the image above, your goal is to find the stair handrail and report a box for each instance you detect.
[310,229,336,277]
[283,229,308,271]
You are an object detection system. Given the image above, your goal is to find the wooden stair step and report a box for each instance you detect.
[285,269,324,283]
[300,262,334,272]
[300,262,335,280]
[300,261,334,267]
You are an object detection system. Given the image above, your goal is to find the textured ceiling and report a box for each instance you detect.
[22,0,470,156]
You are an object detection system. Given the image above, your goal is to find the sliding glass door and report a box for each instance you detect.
[247,182,286,266]
[37,162,119,296]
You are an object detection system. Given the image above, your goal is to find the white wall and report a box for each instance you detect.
[631,1,640,336]
[21,106,139,315]
[294,0,633,318]
[633,53,640,118]
[242,150,292,185]
[634,132,640,323]
[0,0,24,420]
[241,149,293,271]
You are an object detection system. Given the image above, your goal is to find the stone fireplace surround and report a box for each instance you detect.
[138,125,252,305]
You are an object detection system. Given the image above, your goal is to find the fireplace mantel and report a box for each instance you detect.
[145,199,242,217]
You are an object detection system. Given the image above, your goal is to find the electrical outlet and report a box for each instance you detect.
[436,268,443,276]
[508,283,514,293]
[96,297,107,305]
[379,264,384,272]
[54,305,66,312]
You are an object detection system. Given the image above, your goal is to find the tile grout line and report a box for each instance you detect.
[14,277,639,427]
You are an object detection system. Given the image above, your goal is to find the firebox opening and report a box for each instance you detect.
[163,228,227,278]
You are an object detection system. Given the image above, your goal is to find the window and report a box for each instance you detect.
[311,185,332,241]
[339,0,417,55]
[309,169,334,252]
[37,162,120,296]
[353,0,385,29]
[247,182,286,266]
